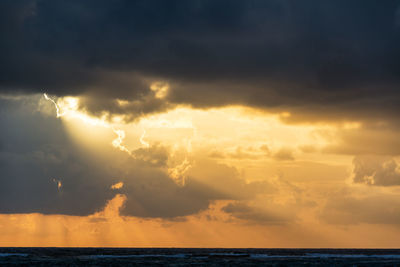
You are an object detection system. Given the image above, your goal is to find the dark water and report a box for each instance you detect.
[1,248,400,266]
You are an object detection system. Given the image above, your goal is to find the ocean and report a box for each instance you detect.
[1,248,400,266]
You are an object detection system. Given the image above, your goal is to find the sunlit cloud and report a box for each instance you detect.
[167,157,192,186]
[0,89,399,247]
[43,93,66,118]
[111,182,124,190]
[150,82,169,99]
[139,129,150,148]
[111,128,131,154]
[44,93,133,156]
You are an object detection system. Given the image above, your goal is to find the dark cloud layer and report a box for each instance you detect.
[1,0,400,122]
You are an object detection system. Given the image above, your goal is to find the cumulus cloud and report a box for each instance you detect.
[352,155,400,186]
[96,158,275,218]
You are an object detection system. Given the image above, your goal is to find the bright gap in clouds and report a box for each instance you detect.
[42,92,353,185]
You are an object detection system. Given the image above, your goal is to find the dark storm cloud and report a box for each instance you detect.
[1,0,400,122]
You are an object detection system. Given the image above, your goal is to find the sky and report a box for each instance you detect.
[1,0,400,247]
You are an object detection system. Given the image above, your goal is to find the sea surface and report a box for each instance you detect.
[1,248,400,266]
